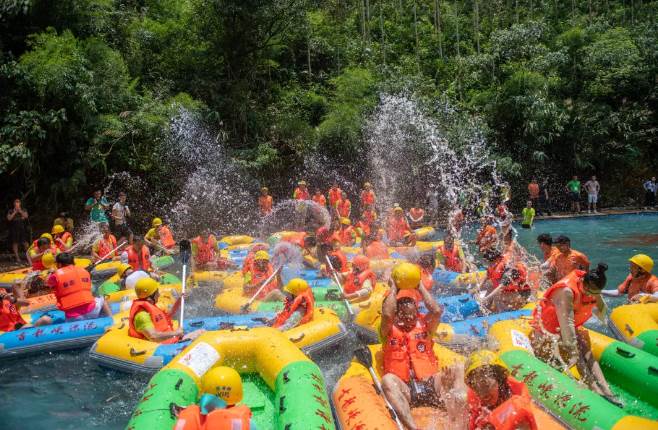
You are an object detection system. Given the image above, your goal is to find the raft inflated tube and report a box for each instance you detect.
[97,272,181,299]
[90,308,347,374]
[489,319,658,430]
[414,226,436,240]
[126,327,334,430]
[433,269,486,288]
[220,270,334,292]
[0,258,91,289]
[219,234,254,246]
[609,302,658,357]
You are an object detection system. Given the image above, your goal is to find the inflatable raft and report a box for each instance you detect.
[126,327,334,430]
[90,308,347,374]
[332,343,563,430]
[0,257,92,289]
[489,318,658,429]
[609,302,658,357]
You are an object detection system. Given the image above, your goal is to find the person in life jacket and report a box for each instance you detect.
[536,234,558,263]
[337,217,356,246]
[321,239,348,277]
[241,243,269,275]
[495,203,513,238]
[258,186,273,217]
[92,222,119,262]
[418,253,436,291]
[530,263,621,405]
[327,182,343,209]
[545,235,590,284]
[128,277,203,343]
[407,205,425,230]
[381,263,460,430]
[33,253,112,326]
[174,366,253,430]
[29,237,58,271]
[335,191,352,219]
[436,234,467,273]
[51,224,73,252]
[312,188,327,207]
[478,249,531,313]
[263,278,314,330]
[602,254,658,303]
[293,180,310,200]
[476,216,498,254]
[0,283,30,332]
[360,182,376,209]
[358,204,377,237]
[448,207,465,237]
[387,206,416,246]
[337,255,376,302]
[242,251,280,300]
[465,351,537,430]
[363,228,390,260]
[121,236,153,272]
[300,235,321,269]
[145,217,176,253]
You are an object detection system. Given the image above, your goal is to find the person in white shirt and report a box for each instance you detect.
[111,191,133,243]
[584,175,600,213]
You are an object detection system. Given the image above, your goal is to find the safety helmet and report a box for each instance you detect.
[298,180,307,186]
[202,366,243,405]
[364,182,372,188]
[352,255,370,271]
[391,262,421,290]
[340,217,351,226]
[117,263,132,277]
[51,225,65,235]
[135,278,160,299]
[465,350,509,386]
[40,233,53,242]
[629,254,654,273]
[254,250,270,261]
[283,278,309,296]
[393,206,404,213]
[152,217,163,227]
[42,252,57,269]
[261,186,268,192]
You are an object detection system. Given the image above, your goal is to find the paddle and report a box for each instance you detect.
[179,239,191,327]
[324,255,355,319]
[85,241,127,273]
[353,346,405,430]
[240,266,281,313]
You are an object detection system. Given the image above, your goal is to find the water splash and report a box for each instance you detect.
[259,199,330,236]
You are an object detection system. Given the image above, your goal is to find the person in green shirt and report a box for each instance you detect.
[521,200,536,228]
[85,190,110,223]
[566,175,581,213]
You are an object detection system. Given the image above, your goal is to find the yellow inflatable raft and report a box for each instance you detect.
[219,234,254,246]
[609,302,658,357]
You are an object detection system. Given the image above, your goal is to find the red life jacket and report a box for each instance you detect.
[328,187,342,207]
[387,217,410,242]
[55,231,73,252]
[50,265,94,311]
[174,404,252,430]
[193,235,217,265]
[383,316,439,383]
[293,187,310,201]
[338,226,355,246]
[344,270,377,294]
[328,250,348,272]
[128,299,178,343]
[272,288,315,328]
[336,199,351,217]
[363,209,377,224]
[0,288,27,332]
[126,246,152,271]
[96,234,118,261]
[421,267,434,290]
[282,232,306,248]
[357,220,372,237]
[258,195,273,215]
[486,255,509,290]
[437,243,463,272]
[312,194,327,207]
[365,241,389,260]
[159,226,176,249]
[243,264,278,298]
[408,208,425,223]
[361,190,375,206]
[532,270,596,334]
[467,376,537,430]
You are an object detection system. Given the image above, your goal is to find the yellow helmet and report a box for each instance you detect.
[254,250,270,261]
[261,186,269,192]
[364,182,372,188]
[629,254,654,273]
[40,233,53,242]
[393,205,403,213]
[51,224,65,235]
[152,217,163,227]
[465,350,508,385]
[42,252,57,269]
[283,278,309,296]
[340,217,351,226]
[203,366,243,405]
[391,262,421,290]
[298,180,307,186]
[117,263,133,277]
[135,277,160,299]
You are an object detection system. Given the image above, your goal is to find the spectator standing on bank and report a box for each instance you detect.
[644,177,657,209]
[528,178,542,215]
[85,190,110,223]
[6,198,29,263]
[112,191,133,244]
[566,175,581,213]
[539,179,553,216]
[521,200,536,229]
[584,176,600,213]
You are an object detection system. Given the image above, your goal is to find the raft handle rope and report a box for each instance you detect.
[289,333,305,343]
[130,348,147,357]
[615,347,635,359]
[324,255,355,319]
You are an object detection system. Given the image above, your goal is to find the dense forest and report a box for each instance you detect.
[1,0,657,226]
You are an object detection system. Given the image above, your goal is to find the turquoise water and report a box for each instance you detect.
[2,213,657,429]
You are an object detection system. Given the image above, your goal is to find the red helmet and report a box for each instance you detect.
[352,255,370,271]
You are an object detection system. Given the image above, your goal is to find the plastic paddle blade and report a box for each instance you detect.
[354,346,373,368]
[179,239,191,265]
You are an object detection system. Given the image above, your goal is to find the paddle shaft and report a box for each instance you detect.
[88,241,127,271]
[325,255,355,318]
[180,263,187,327]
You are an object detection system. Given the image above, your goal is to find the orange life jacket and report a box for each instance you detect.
[387,217,411,242]
[128,299,178,343]
[328,250,348,272]
[437,243,463,272]
[96,234,118,261]
[159,226,176,249]
[312,194,327,207]
[365,241,390,260]
[421,267,434,290]
[282,232,306,248]
[467,376,537,430]
[383,316,438,383]
[293,187,309,201]
[126,246,152,271]
[50,265,94,311]
[408,208,425,223]
[532,270,596,334]
[31,245,59,271]
[361,190,375,206]
[618,273,658,300]
[243,264,278,298]
[55,231,73,252]
[0,288,27,332]
[258,195,273,215]
[174,404,252,430]
[487,256,530,293]
[338,226,356,246]
[357,220,372,237]
[344,269,377,294]
[476,225,497,250]
[328,187,342,207]
[192,235,217,265]
[272,288,315,328]
[336,199,351,217]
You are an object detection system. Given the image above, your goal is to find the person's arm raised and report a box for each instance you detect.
[381,280,398,340]
[418,284,443,334]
